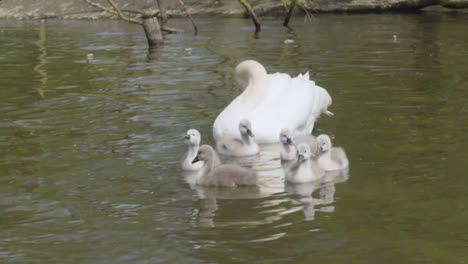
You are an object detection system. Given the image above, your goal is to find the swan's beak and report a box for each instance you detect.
[192,156,200,164]
[297,154,305,163]
[184,135,190,140]
[286,138,293,145]
[247,129,254,137]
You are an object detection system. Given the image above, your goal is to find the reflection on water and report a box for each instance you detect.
[184,140,350,226]
[1,13,468,263]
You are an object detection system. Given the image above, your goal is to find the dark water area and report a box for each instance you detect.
[0,13,467,263]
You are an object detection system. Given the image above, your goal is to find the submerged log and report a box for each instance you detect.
[143,17,163,47]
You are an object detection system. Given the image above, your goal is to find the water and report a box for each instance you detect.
[1,13,468,263]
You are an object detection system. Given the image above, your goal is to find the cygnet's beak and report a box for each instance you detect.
[247,129,254,137]
[297,154,305,163]
[184,134,190,140]
[286,138,293,145]
[192,155,200,164]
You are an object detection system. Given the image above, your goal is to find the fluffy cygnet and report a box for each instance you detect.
[316,134,349,171]
[192,145,258,187]
[181,129,204,171]
[280,128,318,161]
[285,143,325,183]
[216,119,259,156]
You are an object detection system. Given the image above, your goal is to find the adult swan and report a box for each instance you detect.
[213,60,333,144]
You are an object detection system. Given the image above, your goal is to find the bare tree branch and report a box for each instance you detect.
[106,0,124,18]
[299,4,314,23]
[106,0,142,24]
[179,0,198,35]
[83,0,142,25]
[84,0,116,15]
[283,0,297,28]
[123,9,160,17]
[238,0,261,33]
[155,0,168,25]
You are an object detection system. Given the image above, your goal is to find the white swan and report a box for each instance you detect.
[213,60,333,144]
[192,145,258,187]
[216,119,259,156]
[181,129,204,171]
[279,128,318,161]
[316,134,349,171]
[285,143,325,183]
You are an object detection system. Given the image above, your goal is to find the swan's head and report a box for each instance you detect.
[192,144,215,163]
[296,143,312,163]
[316,134,332,155]
[184,129,201,146]
[239,119,254,138]
[280,128,294,146]
[234,60,267,90]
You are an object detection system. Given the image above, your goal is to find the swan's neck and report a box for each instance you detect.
[197,152,220,181]
[282,143,292,152]
[281,143,296,160]
[289,159,312,182]
[237,63,268,104]
[241,77,268,104]
[211,151,221,167]
[187,144,198,158]
[320,150,331,160]
[293,159,310,171]
[241,133,252,145]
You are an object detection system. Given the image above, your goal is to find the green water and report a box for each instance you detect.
[1,13,468,263]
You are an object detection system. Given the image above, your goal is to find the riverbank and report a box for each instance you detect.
[0,0,467,19]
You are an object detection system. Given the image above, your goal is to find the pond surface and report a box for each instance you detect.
[1,13,468,263]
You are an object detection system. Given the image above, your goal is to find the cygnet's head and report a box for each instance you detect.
[184,129,201,146]
[316,134,332,155]
[192,145,215,164]
[279,128,294,145]
[296,143,312,163]
[239,119,254,138]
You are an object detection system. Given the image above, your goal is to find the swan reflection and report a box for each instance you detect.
[184,143,350,227]
[285,168,349,220]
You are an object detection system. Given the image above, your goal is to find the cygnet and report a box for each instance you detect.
[216,119,259,156]
[316,134,349,171]
[285,143,325,183]
[192,145,258,187]
[181,129,204,171]
[280,128,318,161]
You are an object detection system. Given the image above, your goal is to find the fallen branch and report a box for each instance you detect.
[179,0,198,35]
[283,0,297,28]
[238,0,261,33]
[59,9,159,17]
[155,0,168,25]
[162,26,184,33]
